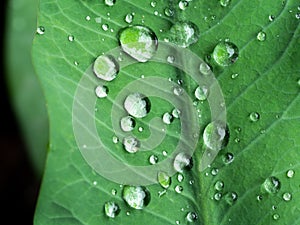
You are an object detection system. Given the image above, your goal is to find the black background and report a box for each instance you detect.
[1,1,40,224]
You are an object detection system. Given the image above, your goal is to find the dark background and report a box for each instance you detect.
[1,1,40,224]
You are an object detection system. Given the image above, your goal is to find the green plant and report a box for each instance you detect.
[6,0,300,224]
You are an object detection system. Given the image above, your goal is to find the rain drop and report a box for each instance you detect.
[172,108,181,118]
[111,189,117,195]
[122,186,151,209]
[273,213,280,220]
[177,173,184,182]
[262,176,281,194]
[173,153,193,172]
[282,192,292,201]
[164,7,174,17]
[162,112,174,124]
[68,35,74,42]
[123,136,140,153]
[179,1,189,10]
[296,13,300,19]
[257,31,266,41]
[36,26,45,35]
[203,121,229,151]
[120,116,136,132]
[102,24,109,31]
[149,154,158,165]
[173,86,184,96]
[186,212,198,222]
[199,62,212,75]
[286,169,295,178]
[224,192,238,205]
[112,136,119,143]
[249,112,260,122]
[269,15,275,21]
[222,152,234,165]
[214,180,224,191]
[93,55,119,81]
[214,192,222,201]
[104,201,120,218]
[194,86,209,101]
[124,93,151,118]
[158,171,171,189]
[95,85,109,98]
[104,0,116,7]
[125,13,134,24]
[211,168,219,176]
[167,55,175,63]
[220,0,231,7]
[212,41,239,66]
[175,185,183,193]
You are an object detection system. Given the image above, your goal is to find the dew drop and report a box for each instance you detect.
[249,112,260,122]
[124,93,151,118]
[149,154,158,165]
[36,26,45,35]
[199,62,212,75]
[102,24,109,31]
[269,15,275,21]
[123,136,140,153]
[203,121,229,151]
[172,108,181,118]
[169,21,200,48]
[111,189,117,195]
[179,1,189,10]
[104,0,116,6]
[175,220,180,225]
[122,186,151,209]
[95,85,108,98]
[177,173,184,182]
[257,31,266,41]
[220,0,231,7]
[224,192,238,205]
[211,168,219,176]
[212,41,239,66]
[286,169,295,178]
[256,195,263,201]
[150,1,157,7]
[85,15,91,21]
[173,153,193,172]
[68,35,74,42]
[93,55,119,81]
[263,176,281,194]
[282,192,292,201]
[214,180,224,191]
[162,150,168,156]
[125,13,134,23]
[162,112,174,124]
[112,136,119,143]
[164,7,174,17]
[167,55,175,63]
[273,213,280,220]
[173,86,184,96]
[194,86,209,101]
[120,116,136,132]
[158,171,171,189]
[186,212,198,222]
[119,25,158,62]
[222,152,234,165]
[175,185,183,193]
[214,192,222,201]
[231,73,239,79]
[104,201,120,218]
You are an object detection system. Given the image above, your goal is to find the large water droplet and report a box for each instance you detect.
[122,186,151,209]
[169,21,200,48]
[194,86,209,101]
[95,85,109,98]
[212,41,239,66]
[282,192,292,201]
[257,31,266,41]
[104,201,120,218]
[124,93,151,118]
[93,55,119,81]
[119,25,158,62]
[123,136,140,153]
[173,153,193,172]
[186,212,198,222]
[158,171,171,189]
[263,176,281,194]
[220,0,231,7]
[120,116,136,132]
[286,169,295,178]
[203,121,229,151]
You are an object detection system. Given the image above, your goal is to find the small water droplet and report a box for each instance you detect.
[179,1,189,10]
[162,150,168,156]
[164,7,174,17]
[173,86,184,96]
[214,192,222,201]
[282,192,292,201]
[104,0,116,6]
[93,55,119,81]
[231,73,239,79]
[199,62,212,75]
[175,220,180,225]
[257,195,263,201]
[273,213,280,220]
[224,192,238,205]
[249,112,260,122]
[138,126,144,132]
[214,180,224,191]
[124,13,134,23]
[122,186,151,209]
[212,41,239,66]
[173,153,193,172]
[169,21,200,48]
[119,25,158,62]
[186,212,198,222]
[68,35,74,42]
[296,12,300,19]
[272,205,277,210]
[203,121,229,151]
[150,1,157,7]
[120,116,136,132]
[104,201,120,218]
[177,173,184,182]
[102,24,109,31]
[222,152,234,165]
[269,15,275,21]
[162,112,173,124]
[124,93,151,118]
[93,181,97,185]
[211,168,219,176]
[123,136,140,153]
[175,185,183,193]
[111,189,117,195]
[149,154,158,165]
[220,0,231,7]
[85,15,91,21]
[74,61,79,66]
[257,31,266,41]
[189,180,195,185]
[36,26,45,35]
[286,169,295,178]
[194,86,209,101]
[167,55,175,63]
[112,136,119,143]
[172,108,181,118]
[263,176,281,194]
[95,85,109,98]
[158,171,171,189]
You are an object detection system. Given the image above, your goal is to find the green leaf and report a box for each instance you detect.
[5,0,48,175]
[33,0,300,224]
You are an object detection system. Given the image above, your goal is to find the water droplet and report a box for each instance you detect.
[162,150,168,156]
[273,213,280,220]
[112,136,119,143]
[286,169,295,178]
[220,0,231,7]
[173,86,184,96]
[175,220,180,225]
[186,212,198,222]
[149,154,158,165]
[150,1,157,7]
[93,181,97,185]
[269,15,275,21]
[177,173,184,182]
[173,153,193,172]
[231,73,239,79]
[249,112,260,122]
[189,180,195,185]
[194,86,209,101]
[36,26,45,35]
[282,192,292,201]
[164,7,174,17]
[214,192,222,201]
[124,93,151,118]
[122,186,151,209]
[256,195,263,201]
[296,13,300,19]
[212,41,239,66]
[158,171,171,189]
[120,116,136,132]
[123,136,140,153]
[104,0,116,6]
[179,1,189,10]
[257,31,266,41]
[102,24,109,31]
[85,15,91,21]
[272,205,277,210]
[167,55,175,63]
[125,13,134,23]
[111,189,117,195]
[169,21,200,48]
[175,185,183,193]
[222,152,234,165]
[199,62,212,75]
[119,25,158,62]
[211,168,219,176]
[68,35,74,42]
[162,112,173,124]
[104,201,120,218]
[214,180,224,191]
[93,55,119,81]
[263,176,281,194]
[224,192,238,205]
[95,85,108,98]
[172,108,181,119]
[126,211,130,216]
[203,121,229,151]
